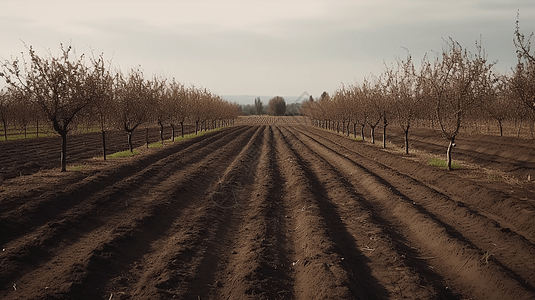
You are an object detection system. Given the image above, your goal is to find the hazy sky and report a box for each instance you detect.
[1,0,534,103]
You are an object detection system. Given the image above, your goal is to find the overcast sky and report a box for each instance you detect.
[1,0,534,104]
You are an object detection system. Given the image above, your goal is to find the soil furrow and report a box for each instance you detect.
[302,125,535,245]
[0,127,226,212]
[212,125,295,299]
[0,126,247,246]
[0,126,257,299]
[185,126,266,299]
[0,126,248,285]
[291,126,535,299]
[296,127,535,285]
[306,126,535,242]
[1,122,534,300]
[278,126,443,299]
[273,125,375,299]
[111,125,265,299]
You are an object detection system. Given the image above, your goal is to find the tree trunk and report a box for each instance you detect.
[195,121,199,135]
[353,123,357,138]
[382,124,387,149]
[128,131,133,153]
[404,128,409,155]
[361,124,365,141]
[446,137,455,171]
[60,133,67,172]
[2,120,7,141]
[102,130,107,161]
[370,126,376,144]
[498,119,503,137]
[170,124,175,142]
[159,121,164,145]
[146,127,149,149]
[517,118,523,137]
[180,121,185,138]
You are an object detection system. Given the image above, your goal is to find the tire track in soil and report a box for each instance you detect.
[291,125,535,299]
[211,125,294,299]
[106,125,267,300]
[0,126,246,247]
[273,126,383,299]
[277,126,442,299]
[0,126,257,299]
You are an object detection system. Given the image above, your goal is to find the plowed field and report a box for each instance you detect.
[1,124,534,299]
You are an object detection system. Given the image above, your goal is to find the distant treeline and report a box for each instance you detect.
[239,96,302,116]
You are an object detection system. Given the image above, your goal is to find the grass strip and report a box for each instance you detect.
[107,149,141,159]
[428,158,462,169]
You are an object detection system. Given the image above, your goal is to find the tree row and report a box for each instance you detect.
[300,22,535,170]
[1,44,240,171]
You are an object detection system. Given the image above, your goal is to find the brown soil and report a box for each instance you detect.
[1,124,534,299]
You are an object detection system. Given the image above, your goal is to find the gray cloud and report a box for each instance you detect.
[1,0,535,99]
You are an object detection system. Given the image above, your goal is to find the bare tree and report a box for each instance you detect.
[351,85,368,141]
[165,79,187,140]
[386,55,426,154]
[0,89,12,141]
[113,68,153,152]
[423,39,494,170]
[10,90,33,138]
[362,79,383,144]
[332,88,352,136]
[1,44,95,171]
[511,16,535,120]
[152,76,168,145]
[188,87,202,135]
[87,54,114,160]
[482,74,511,137]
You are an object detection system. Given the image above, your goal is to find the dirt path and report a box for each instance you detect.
[0,124,534,299]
